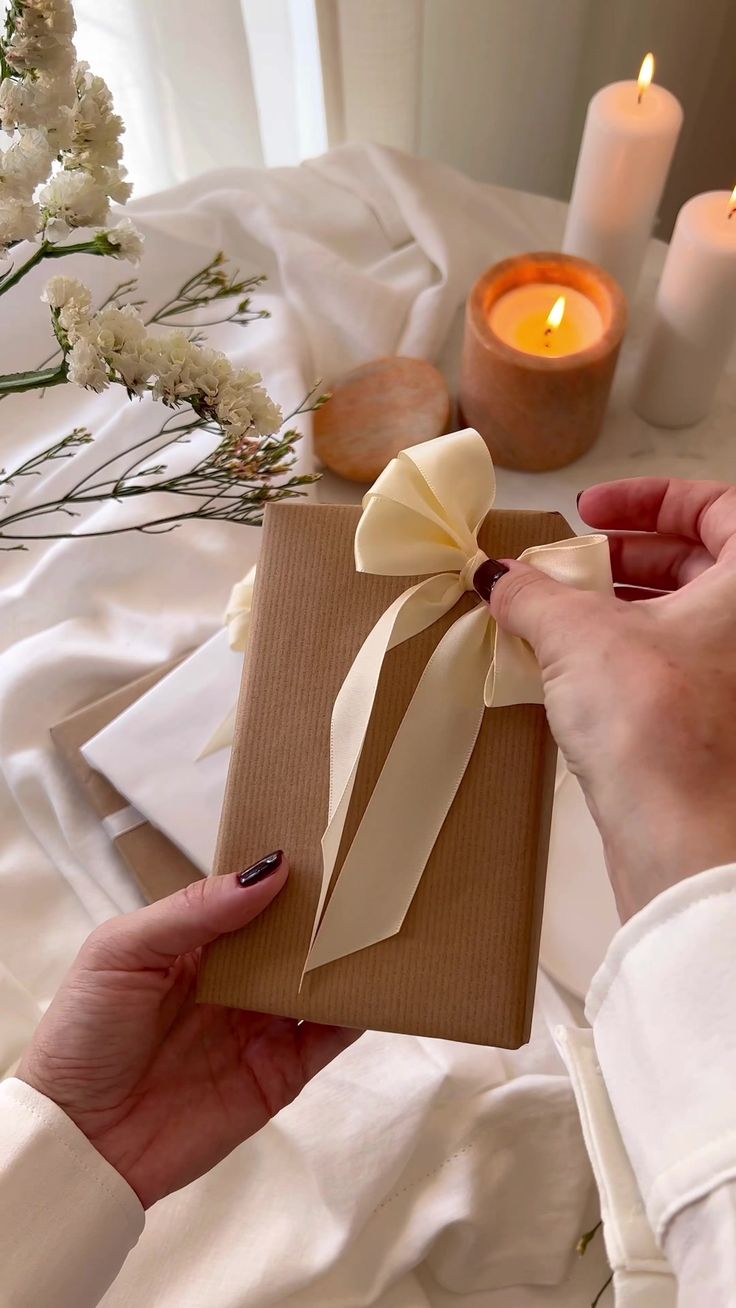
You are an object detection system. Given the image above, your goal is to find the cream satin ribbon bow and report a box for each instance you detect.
[198,565,257,759]
[303,428,612,976]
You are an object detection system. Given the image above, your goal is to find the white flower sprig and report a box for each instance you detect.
[43,275,283,440]
[0,0,322,546]
[0,0,136,264]
[0,252,326,545]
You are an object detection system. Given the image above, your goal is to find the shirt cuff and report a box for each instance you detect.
[585,863,736,1242]
[0,1077,144,1308]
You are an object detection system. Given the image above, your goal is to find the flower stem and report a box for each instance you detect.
[45,241,106,259]
[576,1221,602,1256]
[0,239,105,299]
[0,243,50,296]
[591,1270,613,1307]
[0,364,68,394]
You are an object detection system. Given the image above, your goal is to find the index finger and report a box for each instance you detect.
[578,478,736,561]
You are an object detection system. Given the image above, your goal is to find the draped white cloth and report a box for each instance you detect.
[0,145,733,1306]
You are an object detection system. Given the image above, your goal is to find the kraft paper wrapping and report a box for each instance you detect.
[200,502,569,1047]
[52,662,203,904]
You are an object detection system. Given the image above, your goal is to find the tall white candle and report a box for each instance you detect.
[634,190,736,428]
[563,55,683,301]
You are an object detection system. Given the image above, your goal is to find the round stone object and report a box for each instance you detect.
[314,356,452,483]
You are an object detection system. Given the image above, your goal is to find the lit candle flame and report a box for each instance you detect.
[637,53,654,104]
[545,295,566,337]
[729,185,736,220]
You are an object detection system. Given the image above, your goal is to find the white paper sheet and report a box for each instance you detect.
[83,630,242,873]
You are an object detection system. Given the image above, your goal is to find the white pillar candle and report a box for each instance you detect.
[634,190,736,428]
[563,55,683,301]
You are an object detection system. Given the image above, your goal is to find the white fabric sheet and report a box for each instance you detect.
[1,144,734,1306]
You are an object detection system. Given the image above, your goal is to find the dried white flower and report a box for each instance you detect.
[47,104,76,154]
[1,75,48,129]
[73,303,155,393]
[71,63,125,175]
[41,274,91,310]
[104,167,133,206]
[41,275,92,343]
[5,0,76,77]
[38,268,283,447]
[150,331,209,404]
[103,218,144,265]
[0,196,41,253]
[113,347,159,395]
[247,383,284,436]
[85,303,147,352]
[148,334,283,437]
[66,337,108,392]
[40,168,110,228]
[0,8,129,245]
[0,129,54,200]
[44,216,71,243]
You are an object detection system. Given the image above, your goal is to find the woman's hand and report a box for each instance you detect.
[476,478,736,920]
[17,855,357,1209]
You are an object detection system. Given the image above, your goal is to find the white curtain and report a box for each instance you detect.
[75,0,735,238]
[73,0,328,193]
[73,0,266,194]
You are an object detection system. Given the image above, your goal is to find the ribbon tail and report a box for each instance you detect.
[304,605,494,974]
[300,573,464,986]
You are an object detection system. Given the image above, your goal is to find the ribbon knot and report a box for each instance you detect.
[303,428,613,977]
[460,547,489,593]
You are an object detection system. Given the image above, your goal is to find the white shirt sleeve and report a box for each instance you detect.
[558,863,736,1307]
[0,1076,144,1308]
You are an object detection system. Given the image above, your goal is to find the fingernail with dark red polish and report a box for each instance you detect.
[237,850,283,887]
[474,558,509,603]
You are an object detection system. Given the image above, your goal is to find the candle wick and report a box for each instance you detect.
[637,89,643,105]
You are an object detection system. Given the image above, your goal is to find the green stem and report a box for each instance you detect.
[0,364,67,395]
[0,243,49,296]
[45,241,105,259]
[591,1270,613,1307]
[576,1221,602,1256]
[0,238,105,299]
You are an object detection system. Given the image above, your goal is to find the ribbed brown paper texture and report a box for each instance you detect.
[52,662,203,903]
[199,503,569,1047]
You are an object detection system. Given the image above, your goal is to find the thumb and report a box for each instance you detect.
[84,852,288,970]
[474,557,587,655]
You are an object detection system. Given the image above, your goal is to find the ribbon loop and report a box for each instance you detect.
[303,428,613,975]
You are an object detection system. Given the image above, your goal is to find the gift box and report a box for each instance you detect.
[52,663,204,903]
[197,427,611,1047]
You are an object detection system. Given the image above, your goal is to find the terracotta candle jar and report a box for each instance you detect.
[459,252,627,471]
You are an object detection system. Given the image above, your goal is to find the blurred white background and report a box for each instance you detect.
[75,0,735,236]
